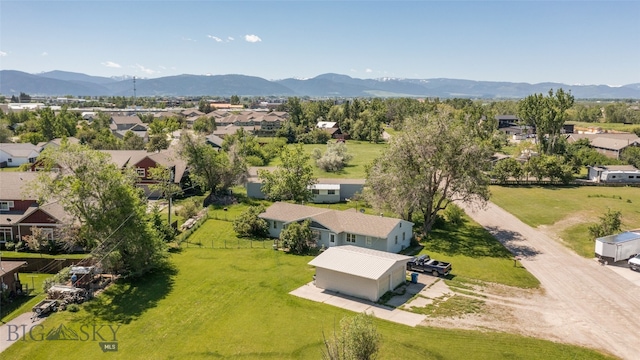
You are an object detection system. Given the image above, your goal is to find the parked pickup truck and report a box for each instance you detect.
[406,254,452,277]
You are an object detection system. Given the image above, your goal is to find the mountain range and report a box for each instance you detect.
[1,70,639,99]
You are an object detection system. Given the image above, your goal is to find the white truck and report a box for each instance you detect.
[595,230,640,265]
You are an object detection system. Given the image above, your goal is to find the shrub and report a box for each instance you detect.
[444,205,464,226]
[67,304,80,312]
[177,199,200,220]
[233,205,269,237]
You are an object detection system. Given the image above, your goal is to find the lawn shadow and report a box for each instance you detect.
[78,264,178,324]
[424,221,515,259]
[484,226,541,259]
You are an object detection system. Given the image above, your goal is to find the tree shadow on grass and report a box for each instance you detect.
[424,221,530,259]
[78,264,178,324]
[484,226,541,259]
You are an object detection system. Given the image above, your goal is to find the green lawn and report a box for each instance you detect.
[0,273,51,323]
[567,121,640,133]
[266,140,387,179]
[420,217,540,288]
[490,185,640,257]
[0,252,88,260]
[3,248,612,360]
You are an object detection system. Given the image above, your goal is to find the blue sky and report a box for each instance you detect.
[1,1,639,86]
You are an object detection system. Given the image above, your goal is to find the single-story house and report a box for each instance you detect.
[308,245,412,302]
[0,260,28,296]
[259,202,413,253]
[0,143,40,168]
[245,167,364,203]
[587,165,640,183]
[567,133,640,160]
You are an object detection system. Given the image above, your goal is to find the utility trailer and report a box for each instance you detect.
[595,230,640,265]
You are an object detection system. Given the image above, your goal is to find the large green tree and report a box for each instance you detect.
[178,132,246,204]
[30,143,167,276]
[518,88,575,155]
[365,112,492,233]
[258,144,316,203]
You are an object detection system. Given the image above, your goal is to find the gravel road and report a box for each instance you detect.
[456,201,640,360]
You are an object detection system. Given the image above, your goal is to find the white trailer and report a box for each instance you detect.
[595,230,640,264]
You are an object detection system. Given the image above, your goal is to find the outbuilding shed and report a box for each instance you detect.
[308,245,412,302]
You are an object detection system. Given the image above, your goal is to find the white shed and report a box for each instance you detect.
[308,245,412,302]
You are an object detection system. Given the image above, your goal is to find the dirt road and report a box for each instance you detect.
[448,201,640,360]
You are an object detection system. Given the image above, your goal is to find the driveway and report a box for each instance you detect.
[460,201,640,360]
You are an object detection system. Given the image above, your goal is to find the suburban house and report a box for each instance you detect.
[109,115,149,141]
[211,110,289,136]
[308,245,412,302]
[205,134,224,149]
[245,167,365,203]
[587,165,640,183]
[101,149,188,197]
[0,260,28,296]
[0,172,73,244]
[316,121,343,139]
[259,202,413,253]
[0,143,41,168]
[566,133,640,159]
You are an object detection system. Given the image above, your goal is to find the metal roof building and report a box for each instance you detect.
[308,245,412,302]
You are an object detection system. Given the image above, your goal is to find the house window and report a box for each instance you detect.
[7,158,12,163]
[366,236,372,246]
[0,228,12,242]
[403,232,406,241]
[330,234,335,243]
[273,221,277,229]
[0,201,14,211]
[328,190,335,195]
[312,189,320,195]
[395,235,398,244]
[136,168,146,177]
[346,233,356,243]
[399,222,402,228]
[41,228,54,240]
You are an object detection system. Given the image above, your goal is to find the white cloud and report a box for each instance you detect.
[134,64,157,75]
[41,52,48,56]
[207,35,223,42]
[182,37,197,42]
[0,51,7,57]
[365,68,373,73]
[102,61,121,68]
[244,34,262,43]
[228,37,234,41]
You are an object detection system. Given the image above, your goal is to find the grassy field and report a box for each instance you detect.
[490,185,640,257]
[2,247,612,360]
[266,140,387,179]
[567,121,640,133]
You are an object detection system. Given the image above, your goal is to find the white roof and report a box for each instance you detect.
[309,184,340,190]
[308,245,412,280]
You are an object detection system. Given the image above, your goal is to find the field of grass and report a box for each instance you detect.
[490,185,640,257]
[3,248,612,360]
[567,121,640,133]
[266,140,387,179]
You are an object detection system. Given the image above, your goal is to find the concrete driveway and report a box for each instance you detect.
[290,281,427,327]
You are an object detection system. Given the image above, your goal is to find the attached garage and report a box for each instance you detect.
[308,245,412,302]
